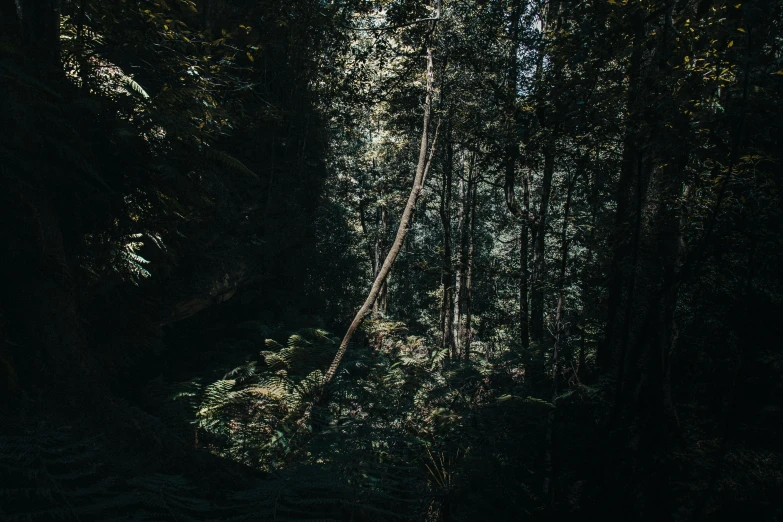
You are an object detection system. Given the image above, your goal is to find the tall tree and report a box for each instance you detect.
[439,124,456,358]
[310,13,442,408]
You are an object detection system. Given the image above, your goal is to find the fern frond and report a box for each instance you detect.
[206,149,259,181]
[125,76,150,99]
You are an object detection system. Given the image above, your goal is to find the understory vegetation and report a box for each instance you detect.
[1,0,782,520]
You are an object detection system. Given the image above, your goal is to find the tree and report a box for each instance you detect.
[309,6,442,404]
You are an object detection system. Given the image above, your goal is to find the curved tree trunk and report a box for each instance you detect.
[303,45,440,424]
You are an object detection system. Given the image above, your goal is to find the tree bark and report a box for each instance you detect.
[527,0,564,345]
[455,151,476,357]
[599,19,644,372]
[552,160,580,400]
[519,167,531,349]
[501,0,534,350]
[600,8,695,517]
[372,205,389,318]
[377,205,388,315]
[579,150,600,379]
[359,200,375,272]
[453,161,465,359]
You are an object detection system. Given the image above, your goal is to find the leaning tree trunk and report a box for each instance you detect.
[301,46,440,424]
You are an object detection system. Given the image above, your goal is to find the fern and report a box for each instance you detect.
[125,77,150,99]
[205,149,260,181]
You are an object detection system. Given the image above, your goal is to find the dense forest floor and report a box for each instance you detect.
[2,0,783,520]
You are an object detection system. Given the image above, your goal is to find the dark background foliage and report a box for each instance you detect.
[1,0,782,521]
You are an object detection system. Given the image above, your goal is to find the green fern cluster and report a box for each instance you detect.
[153,318,568,521]
[182,328,340,469]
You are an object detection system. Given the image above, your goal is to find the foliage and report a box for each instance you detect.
[1,0,782,520]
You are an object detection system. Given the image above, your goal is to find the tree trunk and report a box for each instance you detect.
[453,162,465,360]
[456,151,476,356]
[380,206,389,314]
[501,0,534,350]
[502,0,523,219]
[3,193,94,399]
[359,200,375,272]
[463,157,478,360]
[527,0,564,345]
[308,46,440,412]
[373,205,389,318]
[520,167,531,349]
[552,161,579,400]
[530,144,555,343]
[439,128,455,356]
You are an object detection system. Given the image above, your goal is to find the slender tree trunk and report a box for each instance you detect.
[601,8,696,517]
[373,205,389,318]
[552,163,578,400]
[75,0,91,94]
[453,162,465,360]
[440,128,455,356]
[463,159,478,360]
[527,0,564,345]
[579,151,599,379]
[360,200,384,321]
[305,47,440,417]
[76,0,87,40]
[530,144,555,343]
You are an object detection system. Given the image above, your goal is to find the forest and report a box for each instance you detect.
[0,0,781,520]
